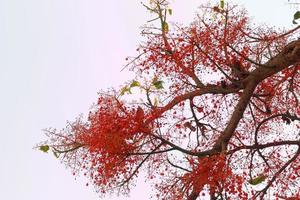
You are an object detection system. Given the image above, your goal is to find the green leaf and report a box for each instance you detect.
[293,11,300,24]
[168,9,172,15]
[39,145,50,153]
[162,22,169,33]
[294,11,300,21]
[120,86,132,96]
[248,175,266,185]
[220,0,225,9]
[153,80,164,89]
[53,151,60,158]
[153,97,159,106]
[130,80,140,88]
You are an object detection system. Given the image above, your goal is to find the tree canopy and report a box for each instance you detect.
[40,1,300,199]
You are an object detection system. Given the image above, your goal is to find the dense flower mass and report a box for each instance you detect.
[41,1,300,199]
[64,95,157,193]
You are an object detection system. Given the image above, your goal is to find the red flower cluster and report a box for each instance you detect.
[41,2,300,199]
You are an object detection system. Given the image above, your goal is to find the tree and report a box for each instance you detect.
[39,1,300,199]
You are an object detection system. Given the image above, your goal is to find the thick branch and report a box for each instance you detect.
[213,80,257,151]
[213,38,300,152]
[244,39,300,84]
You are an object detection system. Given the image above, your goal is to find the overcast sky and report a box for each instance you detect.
[0,0,297,200]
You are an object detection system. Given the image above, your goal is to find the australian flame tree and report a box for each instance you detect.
[40,1,300,199]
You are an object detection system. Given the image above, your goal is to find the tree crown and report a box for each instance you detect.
[40,1,300,199]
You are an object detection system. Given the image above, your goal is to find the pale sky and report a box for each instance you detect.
[0,0,297,200]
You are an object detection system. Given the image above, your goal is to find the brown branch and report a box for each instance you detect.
[229,140,300,154]
[119,143,163,187]
[52,143,84,154]
[213,79,258,152]
[213,38,300,153]
[166,157,192,172]
[126,147,175,156]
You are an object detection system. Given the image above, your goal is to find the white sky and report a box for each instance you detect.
[0,0,297,200]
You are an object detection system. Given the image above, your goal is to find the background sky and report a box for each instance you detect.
[0,0,297,200]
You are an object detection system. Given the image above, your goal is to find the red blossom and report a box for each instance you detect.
[41,2,300,199]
